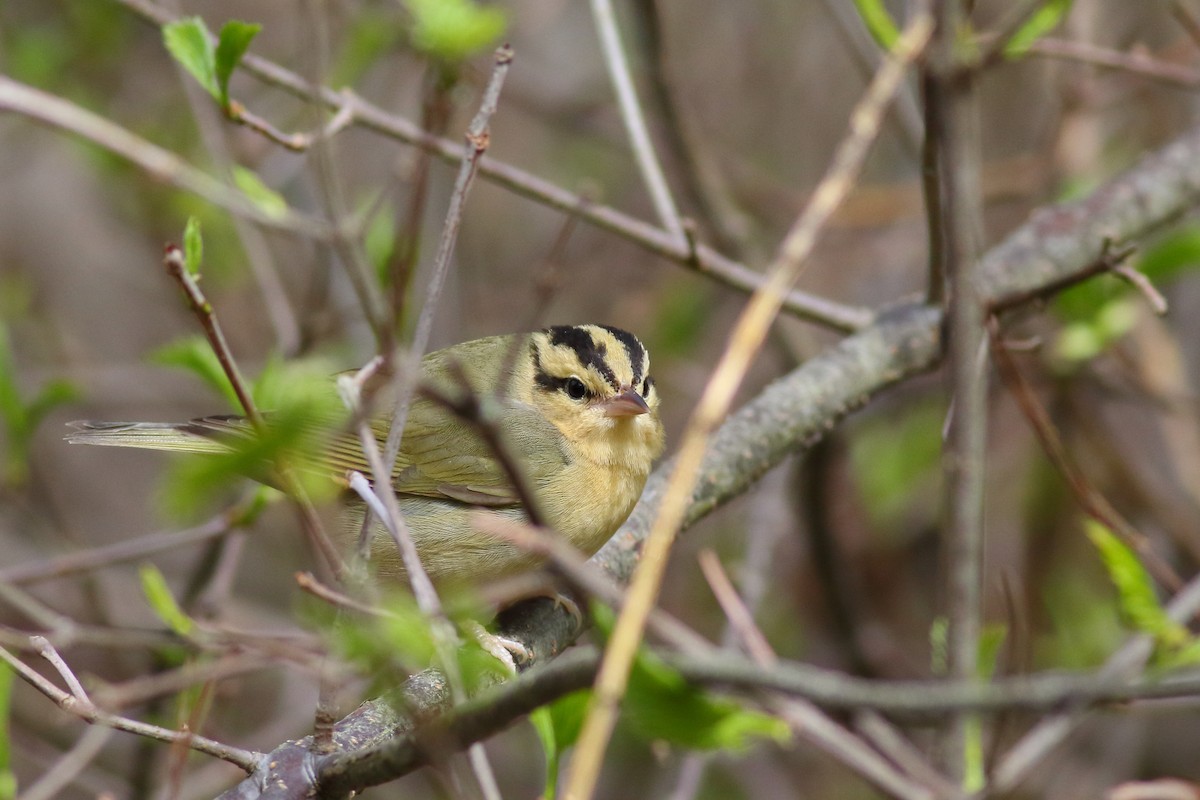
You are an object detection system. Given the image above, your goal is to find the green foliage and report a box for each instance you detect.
[1084,521,1192,657]
[214,20,261,108]
[402,0,507,63]
[651,280,712,359]
[139,563,196,637]
[1053,226,1200,365]
[1053,295,1137,364]
[183,216,204,276]
[363,201,398,284]
[332,8,405,86]
[1005,0,1074,57]
[332,591,507,697]
[163,17,261,109]
[0,664,14,800]
[1040,573,1123,669]
[157,356,345,520]
[963,624,1007,791]
[849,402,944,534]
[1137,226,1200,284]
[150,336,240,411]
[590,604,789,753]
[531,690,590,799]
[0,319,81,487]
[163,17,219,101]
[851,0,899,49]
[929,616,948,675]
[231,166,289,220]
[624,649,789,752]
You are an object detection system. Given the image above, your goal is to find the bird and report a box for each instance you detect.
[67,324,665,591]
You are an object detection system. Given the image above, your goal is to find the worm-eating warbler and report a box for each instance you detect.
[68,325,665,588]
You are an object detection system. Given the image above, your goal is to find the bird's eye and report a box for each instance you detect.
[565,377,588,400]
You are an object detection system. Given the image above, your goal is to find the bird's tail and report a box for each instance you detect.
[65,416,253,454]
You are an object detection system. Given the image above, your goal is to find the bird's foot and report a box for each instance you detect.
[465,620,530,675]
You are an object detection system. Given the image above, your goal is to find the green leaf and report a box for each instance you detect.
[364,202,397,283]
[1053,298,1137,364]
[163,17,218,99]
[930,617,948,676]
[851,0,900,49]
[1005,0,1073,57]
[403,0,506,63]
[531,690,590,799]
[150,336,240,410]
[849,402,944,532]
[1085,520,1187,650]
[589,604,787,752]
[214,20,261,108]
[1138,226,1200,284]
[232,166,289,220]
[139,563,195,637]
[183,216,203,276]
[624,649,789,751]
[0,663,14,800]
[0,321,81,486]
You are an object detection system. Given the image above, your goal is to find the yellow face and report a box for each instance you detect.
[523,325,665,472]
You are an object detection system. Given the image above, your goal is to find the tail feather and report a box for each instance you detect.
[65,417,251,454]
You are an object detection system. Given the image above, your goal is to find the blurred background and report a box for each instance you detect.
[4,1,1200,797]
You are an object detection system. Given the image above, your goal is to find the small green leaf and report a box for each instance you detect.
[403,0,506,63]
[850,402,944,532]
[1085,520,1187,650]
[851,0,900,49]
[1054,321,1104,362]
[1139,227,1200,283]
[1005,0,1073,57]
[0,663,14,800]
[163,17,218,99]
[531,690,590,799]
[214,20,261,108]
[930,617,948,676]
[624,649,789,751]
[183,216,203,275]
[232,166,288,220]
[977,624,1007,681]
[150,336,240,410]
[139,563,195,636]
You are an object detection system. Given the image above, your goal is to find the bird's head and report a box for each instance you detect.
[525,324,665,472]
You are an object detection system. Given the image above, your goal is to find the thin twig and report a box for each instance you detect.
[382,44,514,473]
[296,571,393,619]
[0,75,334,240]
[163,245,347,582]
[0,510,237,584]
[1027,37,1200,89]
[1113,264,1169,315]
[986,316,1183,590]
[561,12,935,799]
[696,550,775,665]
[163,246,260,425]
[32,635,90,703]
[0,643,260,770]
[589,0,684,241]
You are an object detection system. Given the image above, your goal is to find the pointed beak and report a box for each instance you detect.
[600,387,651,417]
